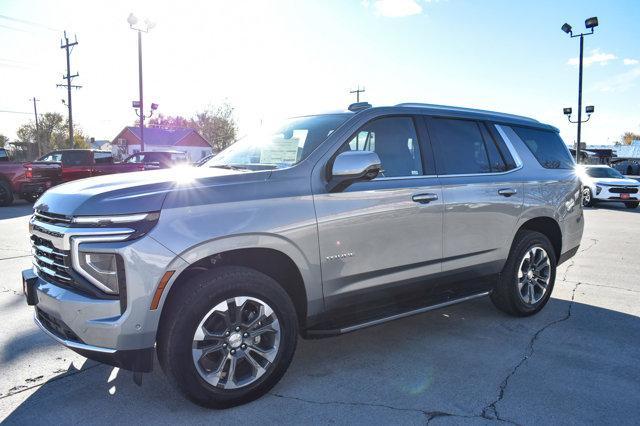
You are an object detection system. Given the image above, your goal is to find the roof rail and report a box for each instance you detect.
[395,103,539,123]
[348,102,372,112]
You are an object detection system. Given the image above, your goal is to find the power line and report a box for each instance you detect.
[0,14,60,32]
[0,109,31,115]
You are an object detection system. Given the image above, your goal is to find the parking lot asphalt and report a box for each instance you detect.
[0,201,638,425]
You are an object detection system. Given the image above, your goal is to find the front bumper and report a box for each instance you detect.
[23,217,188,371]
[593,185,639,202]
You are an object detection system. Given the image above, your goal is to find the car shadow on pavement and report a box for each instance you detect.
[0,202,33,221]
[3,294,640,424]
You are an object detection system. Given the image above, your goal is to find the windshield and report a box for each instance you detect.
[205,114,350,170]
[586,167,625,179]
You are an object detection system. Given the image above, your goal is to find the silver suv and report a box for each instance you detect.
[22,103,583,407]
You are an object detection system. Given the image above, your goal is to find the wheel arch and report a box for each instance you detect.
[155,234,320,335]
[515,216,562,261]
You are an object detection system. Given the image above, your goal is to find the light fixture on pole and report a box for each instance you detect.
[128,13,155,152]
[561,16,598,163]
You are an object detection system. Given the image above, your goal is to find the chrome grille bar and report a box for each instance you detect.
[32,261,72,281]
[32,251,68,269]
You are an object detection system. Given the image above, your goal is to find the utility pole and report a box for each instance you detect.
[350,85,365,103]
[56,31,81,148]
[30,97,41,157]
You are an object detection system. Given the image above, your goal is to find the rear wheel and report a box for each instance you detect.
[0,181,13,207]
[625,201,639,209]
[157,266,298,408]
[491,230,556,317]
[582,187,594,207]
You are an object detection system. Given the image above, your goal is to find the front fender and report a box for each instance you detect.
[151,233,323,328]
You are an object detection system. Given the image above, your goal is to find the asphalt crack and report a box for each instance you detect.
[0,363,103,399]
[480,282,581,422]
[270,393,516,424]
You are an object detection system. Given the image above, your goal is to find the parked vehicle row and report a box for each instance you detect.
[23,102,583,408]
[0,148,192,206]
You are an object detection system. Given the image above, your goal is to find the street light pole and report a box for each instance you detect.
[561,17,598,164]
[128,13,155,153]
[137,29,144,152]
[576,34,584,163]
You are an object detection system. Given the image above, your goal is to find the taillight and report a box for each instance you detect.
[24,165,32,179]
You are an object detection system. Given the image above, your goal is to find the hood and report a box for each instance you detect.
[34,166,267,216]
[590,177,640,186]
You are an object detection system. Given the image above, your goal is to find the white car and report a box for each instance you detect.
[580,165,640,209]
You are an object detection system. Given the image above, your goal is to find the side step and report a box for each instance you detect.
[306,291,490,337]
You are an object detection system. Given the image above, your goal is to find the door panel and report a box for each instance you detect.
[439,175,523,272]
[314,177,443,310]
[425,116,524,273]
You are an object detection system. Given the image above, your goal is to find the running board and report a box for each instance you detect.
[306,291,491,337]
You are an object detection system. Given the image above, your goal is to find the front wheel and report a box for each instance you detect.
[625,201,639,209]
[582,187,594,207]
[491,230,557,317]
[157,266,298,408]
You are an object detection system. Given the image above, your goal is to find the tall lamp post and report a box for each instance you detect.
[127,13,155,152]
[561,16,598,163]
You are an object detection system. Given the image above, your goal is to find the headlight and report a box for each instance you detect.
[76,251,125,294]
[595,185,602,195]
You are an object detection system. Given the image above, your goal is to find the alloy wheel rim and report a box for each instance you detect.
[582,188,591,205]
[192,296,281,390]
[517,246,551,305]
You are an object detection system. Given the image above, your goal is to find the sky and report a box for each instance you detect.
[0,0,639,146]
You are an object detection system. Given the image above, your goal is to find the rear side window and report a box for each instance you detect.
[94,152,113,164]
[62,151,88,166]
[511,126,573,169]
[428,118,491,174]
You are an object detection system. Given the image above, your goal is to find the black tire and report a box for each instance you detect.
[490,230,557,317]
[0,180,14,207]
[625,201,639,209]
[157,266,298,409]
[582,187,594,207]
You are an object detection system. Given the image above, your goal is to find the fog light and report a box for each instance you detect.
[595,186,602,195]
[77,252,123,294]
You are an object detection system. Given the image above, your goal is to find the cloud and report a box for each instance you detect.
[623,58,639,66]
[567,49,617,67]
[362,0,424,17]
[592,67,640,93]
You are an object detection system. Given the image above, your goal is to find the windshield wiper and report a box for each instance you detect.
[209,164,250,171]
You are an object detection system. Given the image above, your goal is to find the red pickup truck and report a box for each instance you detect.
[0,148,51,206]
[0,149,145,206]
[26,149,145,184]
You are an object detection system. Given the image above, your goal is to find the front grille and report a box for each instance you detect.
[36,308,82,342]
[608,187,638,194]
[33,210,72,226]
[31,235,72,285]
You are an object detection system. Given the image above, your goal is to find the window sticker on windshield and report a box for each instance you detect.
[260,137,300,165]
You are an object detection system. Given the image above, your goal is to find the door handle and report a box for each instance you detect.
[412,193,438,203]
[498,188,517,197]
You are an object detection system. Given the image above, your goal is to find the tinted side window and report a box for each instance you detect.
[479,123,512,172]
[94,152,113,164]
[429,118,490,175]
[511,126,573,169]
[62,151,88,166]
[345,117,422,177]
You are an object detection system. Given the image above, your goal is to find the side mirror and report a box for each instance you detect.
[329,151,382,192]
